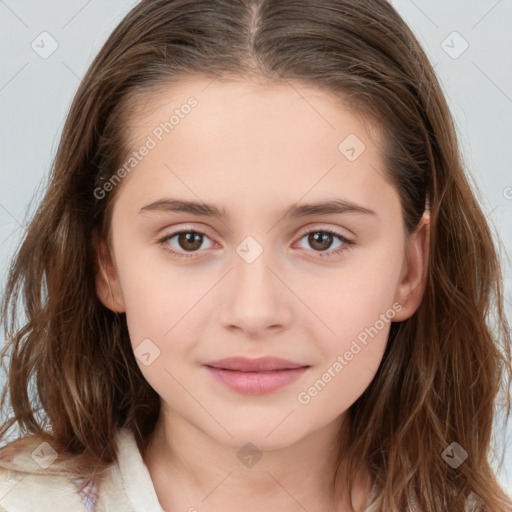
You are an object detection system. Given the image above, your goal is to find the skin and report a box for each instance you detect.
[95,77,429,512]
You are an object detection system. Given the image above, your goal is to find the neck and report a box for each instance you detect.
[143,408,372,512]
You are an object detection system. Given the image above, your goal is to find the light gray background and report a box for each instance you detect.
[1,0,511,492]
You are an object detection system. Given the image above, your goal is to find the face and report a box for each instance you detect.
[95,77,428,451]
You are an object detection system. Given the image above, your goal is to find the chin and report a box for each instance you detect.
[211,422,304,452]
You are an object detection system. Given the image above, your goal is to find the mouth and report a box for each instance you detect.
[202,357,310,395]
[204,356,309,372]
[207,368,298,373]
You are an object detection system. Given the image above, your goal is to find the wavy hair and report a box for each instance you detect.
[1,1,511,510]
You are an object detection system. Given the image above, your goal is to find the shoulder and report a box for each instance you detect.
[0,427,149,512]
[0,436,89,511]
[0,466,90,512]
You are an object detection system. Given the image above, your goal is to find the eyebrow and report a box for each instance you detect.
[139,198,376,220]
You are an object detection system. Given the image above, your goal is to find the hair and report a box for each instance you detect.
[0,0,511,510]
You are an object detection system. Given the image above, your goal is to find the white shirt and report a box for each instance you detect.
[0,427,477,511]
[0,427,164,512]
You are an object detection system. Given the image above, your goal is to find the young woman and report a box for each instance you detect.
[0,1,510,511]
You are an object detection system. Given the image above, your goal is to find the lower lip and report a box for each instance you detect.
[204,366,309,395]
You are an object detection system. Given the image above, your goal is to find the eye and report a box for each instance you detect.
[294,228,355,258]
[158,227,355,260]
[158,230,215,259]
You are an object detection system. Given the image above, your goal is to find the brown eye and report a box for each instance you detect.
[159,230,214,258]
[158,227,355,261]
[307,232,335,251]
[295,228,355,258]
[176,232,204,251]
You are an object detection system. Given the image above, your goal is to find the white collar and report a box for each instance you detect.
[112,427,165,512]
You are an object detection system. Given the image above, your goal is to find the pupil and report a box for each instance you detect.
[179,232,202,251]
[310,232,332,251]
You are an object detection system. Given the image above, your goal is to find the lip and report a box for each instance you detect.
[203,357,310,395]
[204,356,308,372]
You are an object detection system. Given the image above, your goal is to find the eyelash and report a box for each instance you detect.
[157,227,355,260]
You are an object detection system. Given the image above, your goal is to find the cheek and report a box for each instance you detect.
[290,276,397,433]
[297,246,402,396]
[296,268,401,413]
[304,246,403,343]
[295,325,390,420]
[112,235,204,337]
[119,270,201,400]
[122,278,201,362]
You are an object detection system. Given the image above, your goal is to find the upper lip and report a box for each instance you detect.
[204,357,309,372]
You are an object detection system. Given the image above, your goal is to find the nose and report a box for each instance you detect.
[218,247,292,338]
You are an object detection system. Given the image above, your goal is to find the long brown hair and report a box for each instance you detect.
[1,1,511,510]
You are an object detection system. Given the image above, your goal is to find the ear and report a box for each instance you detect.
[392,212,430,322]
[94,234,126,313]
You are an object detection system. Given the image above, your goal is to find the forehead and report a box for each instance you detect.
[123,76,382,158]
[112,77,395,222]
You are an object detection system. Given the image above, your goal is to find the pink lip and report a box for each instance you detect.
[203,357,310,395]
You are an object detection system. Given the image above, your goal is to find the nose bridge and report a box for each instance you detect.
[232,235,279,306]
[218,234,291,334]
